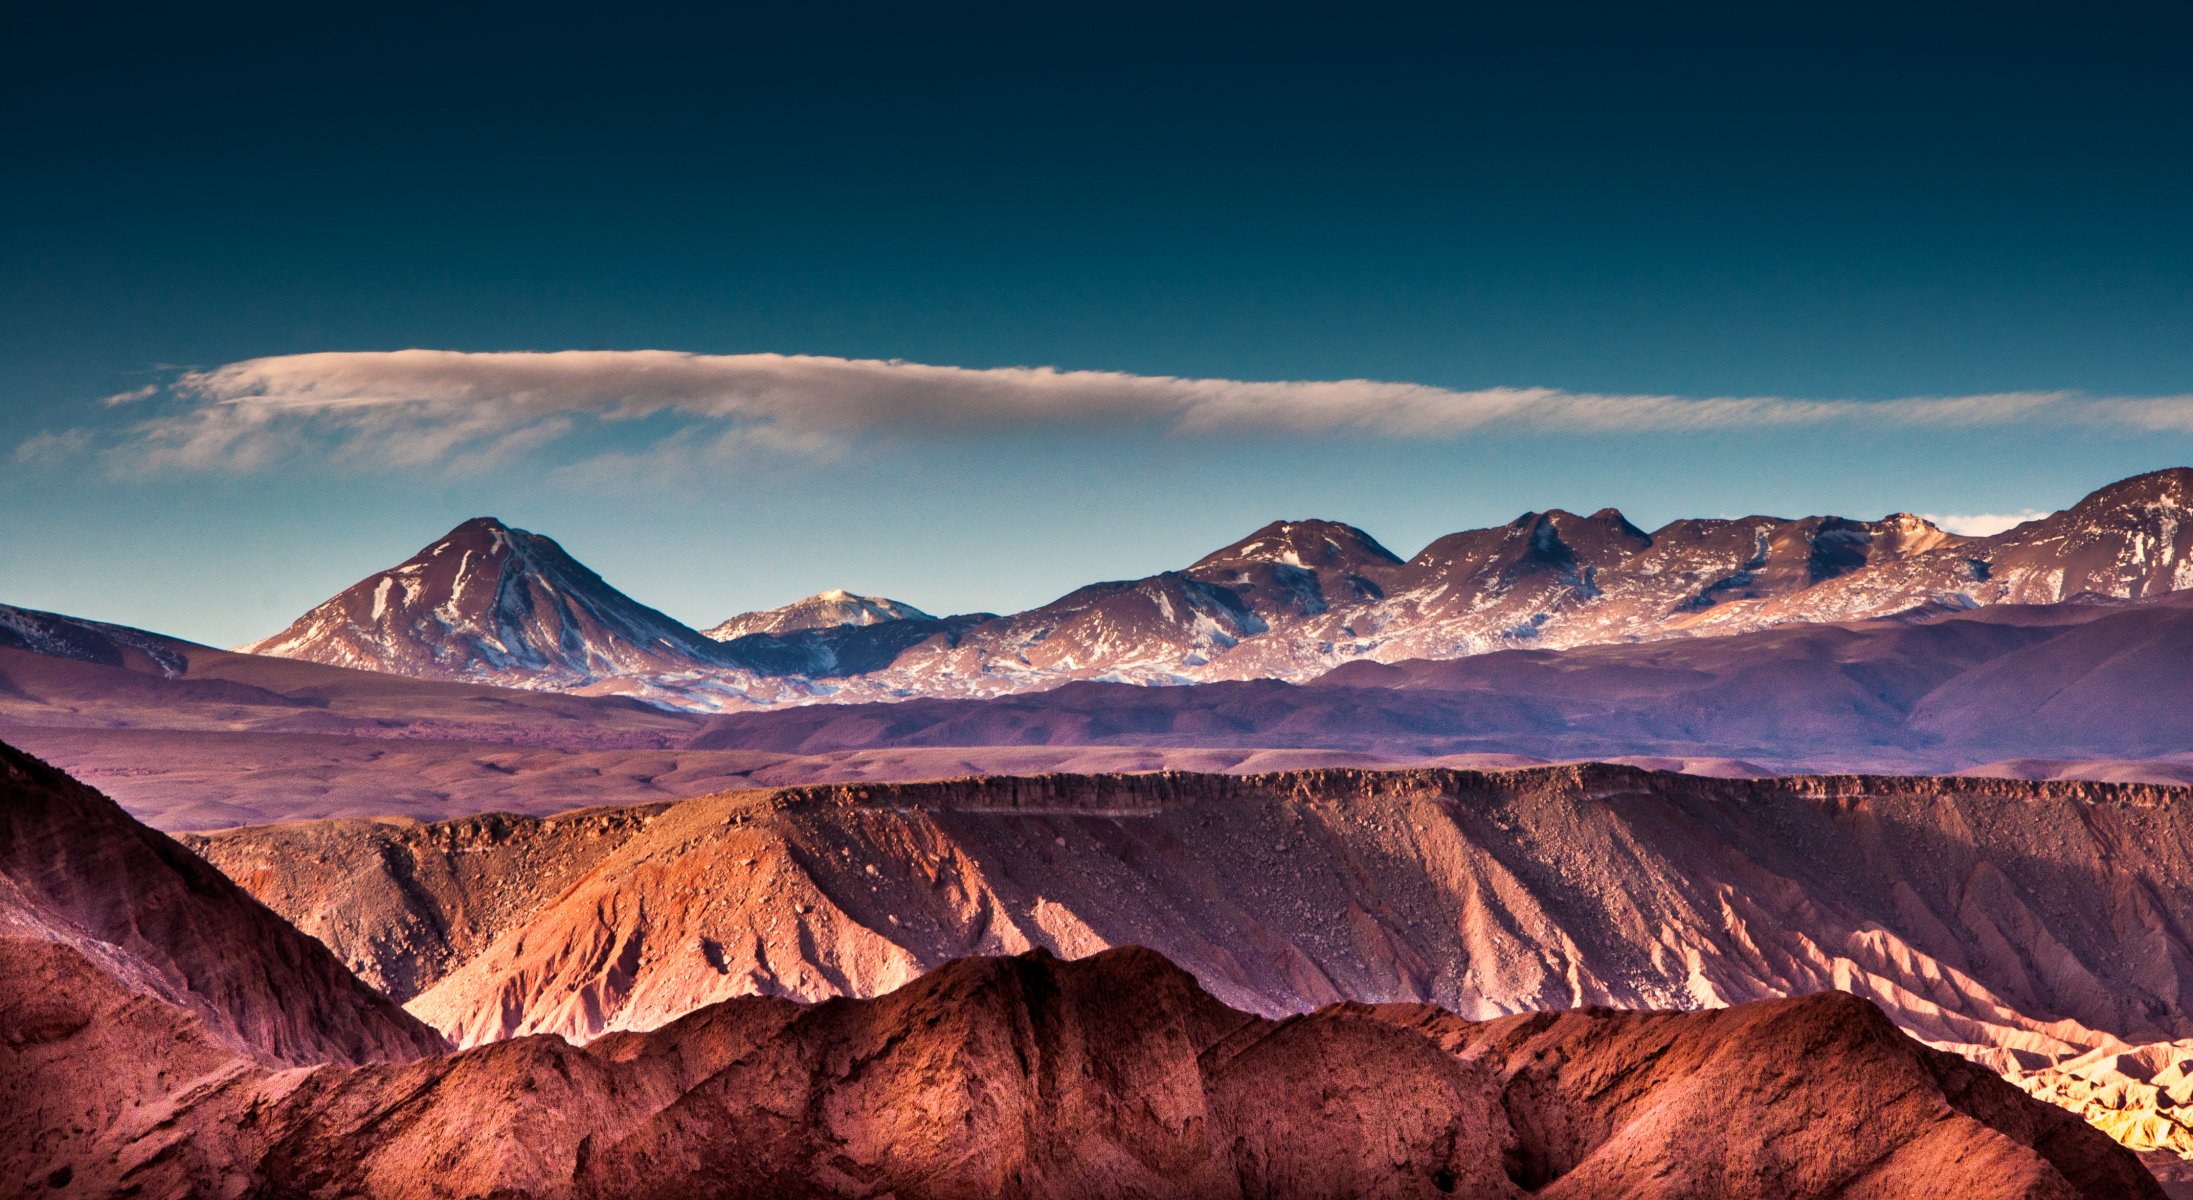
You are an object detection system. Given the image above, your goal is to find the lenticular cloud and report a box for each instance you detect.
[50,348,2193,473]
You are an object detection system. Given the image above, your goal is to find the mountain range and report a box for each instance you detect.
[232,467,2193,710]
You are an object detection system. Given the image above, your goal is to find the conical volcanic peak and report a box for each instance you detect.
[241,516,728,684]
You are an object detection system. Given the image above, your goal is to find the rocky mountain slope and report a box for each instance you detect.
[229,515,824,715]
[227,517,979,708]
[5,937,2158,1199]
[234,467,2193,708]
[189,764,2193,1167]
[0,741,445,1067]
[238,517,743,685]
[850,466,2192,697]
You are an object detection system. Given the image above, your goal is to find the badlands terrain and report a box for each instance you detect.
[185,764,2193,1177]
[0,741,2162,1198]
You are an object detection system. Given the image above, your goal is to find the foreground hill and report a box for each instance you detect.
[4,936,2158,1199]
[190,764,2193,1167]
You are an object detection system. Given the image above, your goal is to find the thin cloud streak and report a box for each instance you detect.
[38,349,2193,475]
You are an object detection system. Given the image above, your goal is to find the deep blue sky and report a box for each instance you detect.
[5,2,2191,644]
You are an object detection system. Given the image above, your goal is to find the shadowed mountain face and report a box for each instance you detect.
[189,765,2193,1168]
[228,468,2193,708]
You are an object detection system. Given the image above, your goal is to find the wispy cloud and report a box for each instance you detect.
[1917,510,2053,537]
[22,349,2193,476]
[11,428,94,464]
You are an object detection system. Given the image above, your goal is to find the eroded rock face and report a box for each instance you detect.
[192,767,2193,1059]
[3,945,2162,1200]
[1371,991,2162,1200]
[1,745,2174,1197]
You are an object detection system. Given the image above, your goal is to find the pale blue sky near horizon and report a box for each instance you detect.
[4,2,2190,645]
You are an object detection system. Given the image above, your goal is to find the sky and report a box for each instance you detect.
[4,2,2191,646]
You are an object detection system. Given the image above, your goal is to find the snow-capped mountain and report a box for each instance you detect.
[703,590,933,641]
[238,468,2193,710]
[238,518,747,688]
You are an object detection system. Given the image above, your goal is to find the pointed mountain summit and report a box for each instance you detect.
[242,517,728,685]
[704,589,934,642]
[1191,518,1404,573]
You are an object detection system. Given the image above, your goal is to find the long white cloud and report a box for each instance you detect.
[58,349,2193,472]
